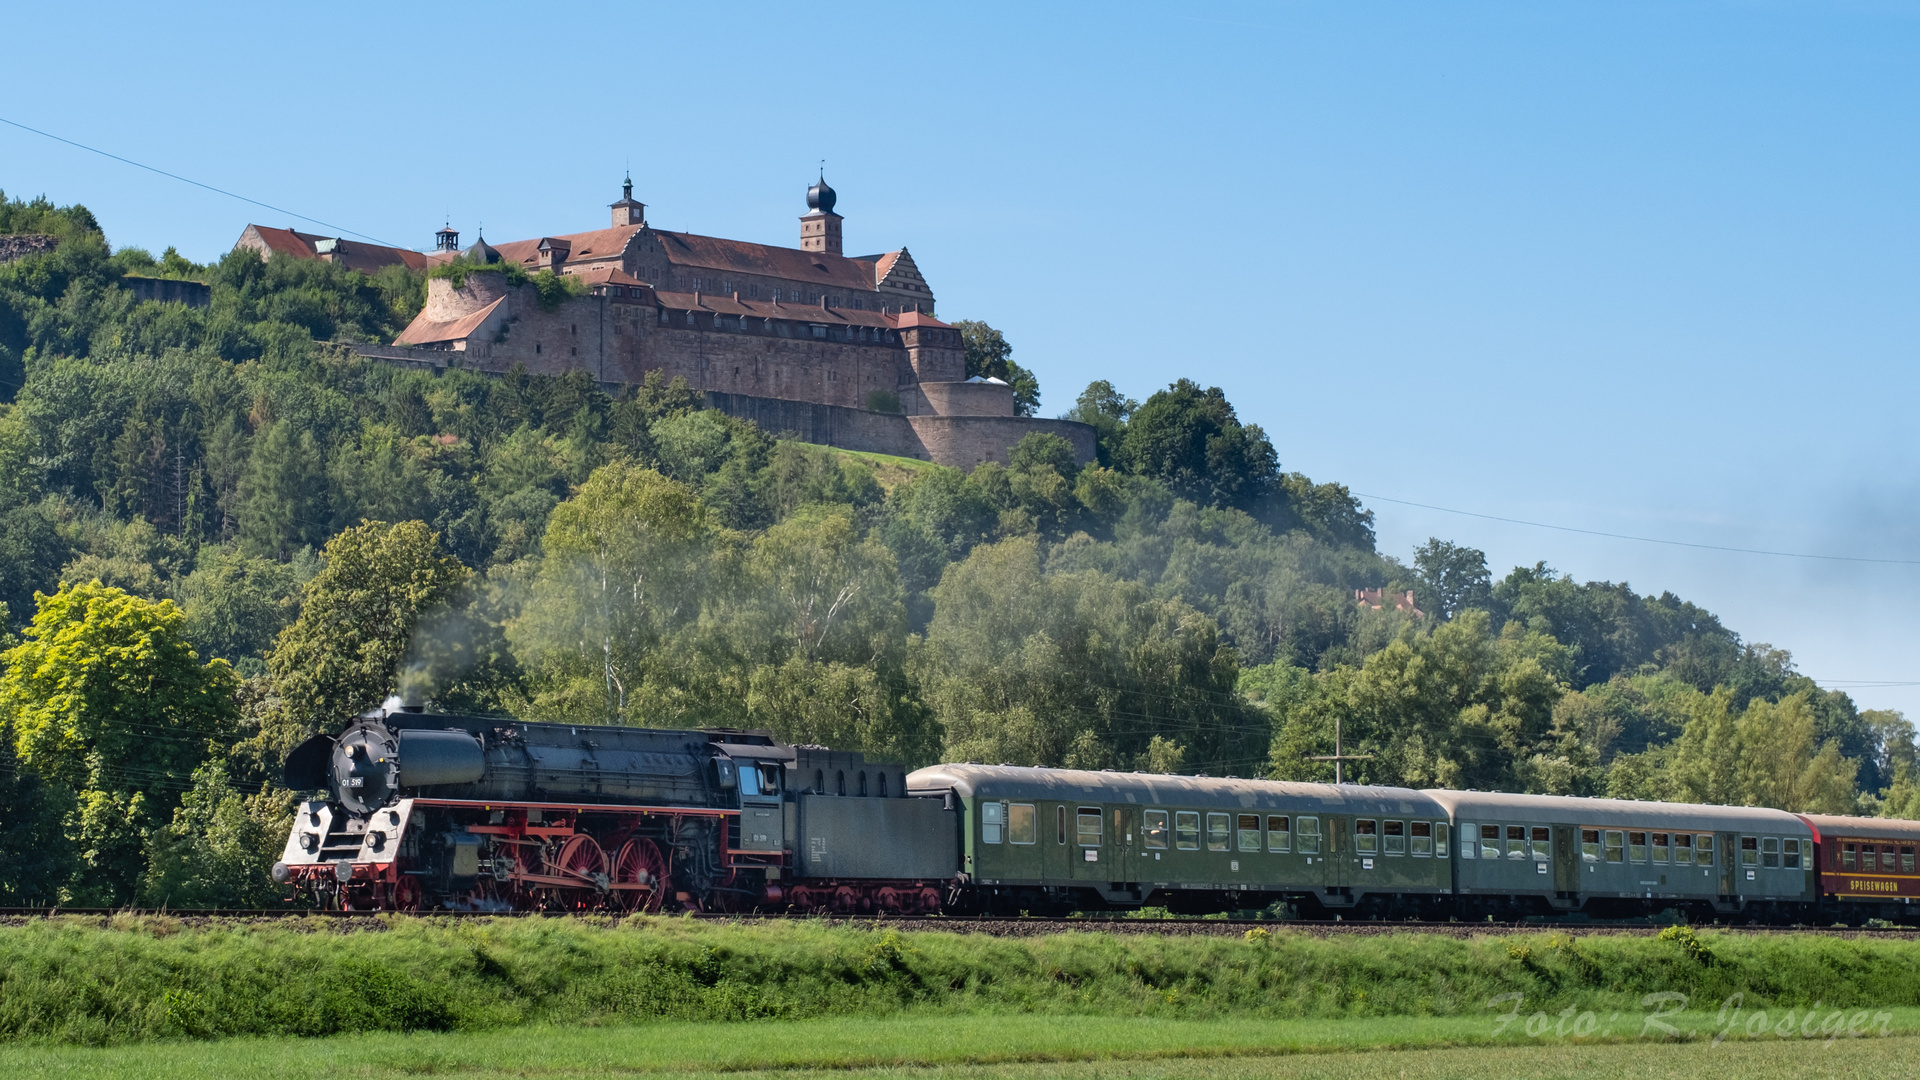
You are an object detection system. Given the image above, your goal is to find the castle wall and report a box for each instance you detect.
[907,416,1096,470]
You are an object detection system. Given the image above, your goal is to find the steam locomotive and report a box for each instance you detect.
[275,708,1920,922]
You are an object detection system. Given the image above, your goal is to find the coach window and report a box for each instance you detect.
[1354,819,1378,855]
[1077,808,1102,847]
[1297,816,1322,855]
[1841,843,1856,870]
[1696,834,1715,866]
[1483,825,1504,860]
[1649,833,1668,863]
[1628,832,1648,862]
[1741,836,1759,867]
[1009,803,1036,845]
[1238,815,1261,852]
[1268,816,1291,853]
[1410,821,1432,857]
[1527,827,1549,861]
[981,802,1005,844]
[1207,813,1231,852]
[1434,822,1450,854]
[1581,829,1601,863]
[1783,838,1801,869]
[1384,820,1406,855]
[1673,834,1694,865]
[1144,810,1170,850]
[1901,845,1916,872]
[1507,825,1528,860]
[1057,805,1068,845]
[1175,811,1201,850]
[1604,830,1625,863]
[1761,837,1780,869]
[1883,845,1899,872]
[1460,822,1477,859]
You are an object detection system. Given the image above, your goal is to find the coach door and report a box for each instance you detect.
[1328,816,1349,891]
[1070,805,1105,882]
[1112,806,1135,885]
[1552,825,1578,895]
[1719,832,1738,897]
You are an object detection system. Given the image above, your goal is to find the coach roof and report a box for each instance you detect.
[1799,814,1920,841]
[1423,790,1811,833]
[907,764,1444,817]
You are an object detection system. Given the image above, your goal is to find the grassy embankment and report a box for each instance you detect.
[2,915,1918,1048]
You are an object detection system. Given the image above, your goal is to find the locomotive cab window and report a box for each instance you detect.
[1207,813,1230,851]
[1384,820,1406,855]
[1176,811,1200,850]
[1782,837,1801,869]
[981,801,1005,844]
[1605,830,1625,863]
[1410,820,1432,856]
[1078,808,1102,847]
[1143,809,1169,849]
[1628,832,1648,862]
[1238,815,1261,852]
[1674,834,1695,865]
[1581,829,1601,862]
[1355,819,1378,855]
[1009,803,1036,845]
[1296,816,1321,854]
[1268,816,1291,852]
[1761,837,1780,868]
[738,764,760,796]
[1507,825,1528,860]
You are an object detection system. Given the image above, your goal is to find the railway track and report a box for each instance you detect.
[3,908,1917,937]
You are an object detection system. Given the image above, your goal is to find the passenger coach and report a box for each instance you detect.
[907,764,1452,916]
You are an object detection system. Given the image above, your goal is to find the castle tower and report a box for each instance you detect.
[799,175,843,256]
[435,221,460,252]
[611,174,646,228]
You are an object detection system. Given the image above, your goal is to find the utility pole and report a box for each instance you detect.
[1307,717,1373,785]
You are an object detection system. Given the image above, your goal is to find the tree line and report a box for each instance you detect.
[0,190,1912,908]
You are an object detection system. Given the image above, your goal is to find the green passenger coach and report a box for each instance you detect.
[907,764,1452,916]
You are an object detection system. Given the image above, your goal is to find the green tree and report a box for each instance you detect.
[266,520,467,740]
[140,759,294,908]
[0,581,240,903]
[953,319,1040,416]
[1118,379,1279,518]
[1412,537,1491,620]
[1063,380,1136,468]
[509,463,712,724]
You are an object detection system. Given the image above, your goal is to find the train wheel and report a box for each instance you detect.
[611,838,668,913]
[551,835,609,910]
[391,874,423,912]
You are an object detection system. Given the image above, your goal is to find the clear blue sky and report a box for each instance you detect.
[6,2,1917,713]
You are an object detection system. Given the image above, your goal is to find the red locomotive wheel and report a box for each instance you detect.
[390,874,423,912]
[612,838,668,913]
[550,835,609,910]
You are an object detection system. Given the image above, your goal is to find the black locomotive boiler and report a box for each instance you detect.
[273,707,954,912]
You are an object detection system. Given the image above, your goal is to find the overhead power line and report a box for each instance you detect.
[1355,492,1920,567]
[0,114,404,248]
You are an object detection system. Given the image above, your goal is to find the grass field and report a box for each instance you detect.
[6,916,1920,1046]
[11,1011,1919,1079]
[779,439,939,490]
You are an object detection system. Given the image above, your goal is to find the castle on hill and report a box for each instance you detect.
[238,177,1092,469]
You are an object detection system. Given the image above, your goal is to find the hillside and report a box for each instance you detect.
[0,190,1916,907]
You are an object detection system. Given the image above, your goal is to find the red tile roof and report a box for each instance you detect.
[490,225,645,268]
[394,295,505,346]
[655,231,879,292]
[892,309,953,329]
[573,266,650,288]
[238,225,429,273]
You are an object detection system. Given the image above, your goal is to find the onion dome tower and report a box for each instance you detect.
[800,172,843,256]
